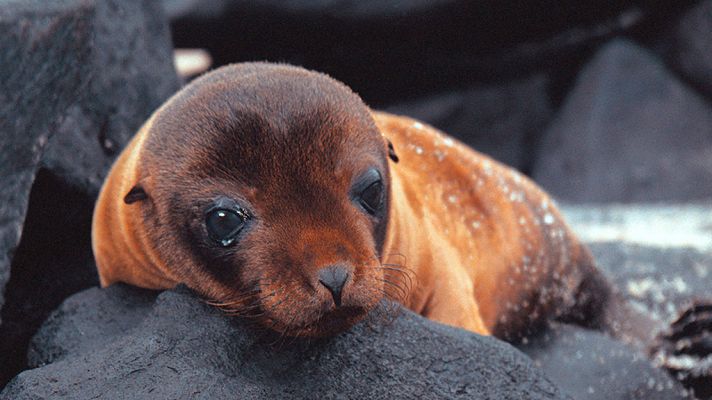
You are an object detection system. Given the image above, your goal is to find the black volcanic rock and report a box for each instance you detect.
[520,325,689,400]
[41,0,180,195]
[0,0,180,389]
[2,286,567,400]
[532,40,712,203]
[0,0,92,324]
[386,74,552,172]
[659,0,712,100]
[164,0,694,106]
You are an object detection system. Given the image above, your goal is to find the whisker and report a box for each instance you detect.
[212,289,284,318]
[377,278,409,302]
[382,252,407,265]
[376,265,415,291]
[213,290,276,309]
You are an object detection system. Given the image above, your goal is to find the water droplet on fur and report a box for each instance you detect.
[510,191,524,202]
[543,213,555,225]
[482,160,493,176]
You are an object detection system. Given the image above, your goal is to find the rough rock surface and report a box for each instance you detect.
[0,0,92,324]
[386,74,552,172]
[520,324,689,400]
[0,0,180,389]
[533,40,712,203]
[2,286,566,400]
[41,0,180,195]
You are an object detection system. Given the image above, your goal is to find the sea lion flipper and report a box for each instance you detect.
[652,300,712,390]
[658,300,712,354]
[123,184,147,204]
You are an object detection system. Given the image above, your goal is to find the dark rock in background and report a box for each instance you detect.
[520,324,689,400]
[1,286,566,400]
[42,0,180,195]
[0,0,180,389]
[386,74,552,172]
[164,0,693,106]
[0,0,92,325]
[533,40,712,203]
[658,0,712,100]
[163,1,699,175]
[0,171,98,389]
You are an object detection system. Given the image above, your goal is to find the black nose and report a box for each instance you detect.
[318,265,350,307]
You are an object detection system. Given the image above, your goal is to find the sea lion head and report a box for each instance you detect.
[124,63,396,336]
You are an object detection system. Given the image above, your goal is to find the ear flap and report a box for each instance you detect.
[387,140,399,163]
[124,184,148,204]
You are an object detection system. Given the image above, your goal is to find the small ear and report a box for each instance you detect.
[124,185,148,204]
[387,140,399,163]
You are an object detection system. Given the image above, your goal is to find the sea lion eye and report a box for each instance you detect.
[205,208,247,246]
[360,180,383,214]
[352,168,385,216]
[353,168,384,215]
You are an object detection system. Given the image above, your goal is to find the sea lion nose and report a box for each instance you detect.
[318,265,350,307]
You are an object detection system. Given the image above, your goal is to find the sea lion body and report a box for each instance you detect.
[93,63,607,339]
[376,113,604,338]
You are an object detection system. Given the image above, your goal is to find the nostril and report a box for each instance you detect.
[318,265,350,307]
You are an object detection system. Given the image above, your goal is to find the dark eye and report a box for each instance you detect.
[359,180,383,215]
[206,209,246,246]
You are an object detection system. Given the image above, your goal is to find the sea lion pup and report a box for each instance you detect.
[92,63,708,351]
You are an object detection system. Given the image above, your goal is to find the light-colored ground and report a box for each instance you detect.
[562,203,712,251]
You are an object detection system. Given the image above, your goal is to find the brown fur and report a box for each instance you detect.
[93,62,611,339]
